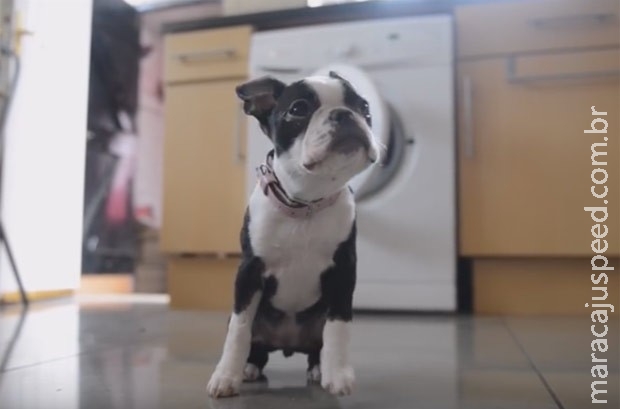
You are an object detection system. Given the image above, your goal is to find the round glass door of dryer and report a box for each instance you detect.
[313,63,406,201]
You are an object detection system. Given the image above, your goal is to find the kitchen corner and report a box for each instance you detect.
[158,0,619,315]
[0,1,618,408]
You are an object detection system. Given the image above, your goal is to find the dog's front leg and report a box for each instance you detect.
[320,224,357,396]
[321,318,355,395]
[207,257,263,398]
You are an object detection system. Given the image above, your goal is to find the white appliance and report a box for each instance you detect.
[246,16,456,311]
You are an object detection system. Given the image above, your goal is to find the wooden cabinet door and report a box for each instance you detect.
[161,79,247,254]
[458,49,619,257]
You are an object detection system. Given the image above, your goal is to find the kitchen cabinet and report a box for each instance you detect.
[161,25,251,309]
[162,25,250,255]
[167,257,237,310]
[457,0,619,257]
[456,0,619,315]
[162,79,247,254]
[458,49,619,256]
[473,257,620,315]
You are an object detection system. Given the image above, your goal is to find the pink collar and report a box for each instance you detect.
[256,151,341,219]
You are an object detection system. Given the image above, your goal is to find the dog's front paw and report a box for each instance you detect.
[207,369,242,398]
[320,364,355,395]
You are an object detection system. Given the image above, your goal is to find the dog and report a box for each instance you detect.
[207,71,379,398]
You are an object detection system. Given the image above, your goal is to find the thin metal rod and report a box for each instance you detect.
[0,48,28,306]
[233,101,245,164]
[462,76,474,158]
[0,305,28,373]
[0,223,27,305]
[174,47,237,64]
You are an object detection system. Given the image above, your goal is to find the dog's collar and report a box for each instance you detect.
[256,150,341,219]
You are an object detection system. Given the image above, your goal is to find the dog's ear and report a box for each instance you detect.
[329,70,357,90]
[329,70,356,86]
[328,71,346,81]
[236,76,286,136]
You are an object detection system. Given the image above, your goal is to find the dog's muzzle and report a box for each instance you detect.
[328,109,371,155]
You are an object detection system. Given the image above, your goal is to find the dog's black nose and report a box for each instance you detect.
[329,108,354,124]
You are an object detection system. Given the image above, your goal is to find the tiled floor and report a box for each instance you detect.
[0,296,617,409]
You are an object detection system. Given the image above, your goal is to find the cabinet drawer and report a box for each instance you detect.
[458,49,619,256]
[164,25,251,83]
[473,258,619,315]
[457,0,620,58]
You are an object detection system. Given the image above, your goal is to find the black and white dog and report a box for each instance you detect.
[207,72,379,398]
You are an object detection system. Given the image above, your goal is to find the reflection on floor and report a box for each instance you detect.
[0,296,618,409]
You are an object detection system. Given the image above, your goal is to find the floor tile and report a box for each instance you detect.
[543,371,619,409]
[505,317,619,371]
[455,317,533,370]
[454,369,559,409]
[0,303,83,371]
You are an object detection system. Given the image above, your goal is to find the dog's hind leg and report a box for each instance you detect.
[244,343,269,382]
[306,348,321,383]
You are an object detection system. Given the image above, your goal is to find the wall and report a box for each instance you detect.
[0,0,93,295]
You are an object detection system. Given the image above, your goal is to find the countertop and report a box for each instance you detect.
[162,0,506,34]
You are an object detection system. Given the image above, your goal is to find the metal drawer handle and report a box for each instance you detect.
[462,76,475,159]
[256,65,303,74]
[528,12,617,29]
[174,47,237,64]
[506,55,620,84]
[233,101,245,164]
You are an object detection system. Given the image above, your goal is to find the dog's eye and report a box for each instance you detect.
[288,100,310,117]
[361,101,371,124]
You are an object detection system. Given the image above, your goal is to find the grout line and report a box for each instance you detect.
[0,348,108,374]
[503,318,566,409]
[0,313,168,374]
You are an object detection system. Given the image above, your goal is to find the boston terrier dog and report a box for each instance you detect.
[207,72,379,398]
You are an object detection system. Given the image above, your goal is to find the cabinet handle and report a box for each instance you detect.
[256,65,303,74]
[462,76,475,158]
[233,101,245,164]
[173,47,237,64]
[528,13,617,29]
[506,55,620,84]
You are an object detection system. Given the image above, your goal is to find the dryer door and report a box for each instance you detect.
[313,64,406,201]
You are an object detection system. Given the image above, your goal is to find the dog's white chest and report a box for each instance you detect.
[248,187,354,313]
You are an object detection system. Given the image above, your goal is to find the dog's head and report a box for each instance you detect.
[237,72,380,201]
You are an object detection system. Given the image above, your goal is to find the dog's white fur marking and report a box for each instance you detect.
[305,76,346,106]
[243,363,261,382]
[321,319,355,395]
[249,183,355,314]
[307,365,322,383]
[274,147,368,203]
[207,293,261,397]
